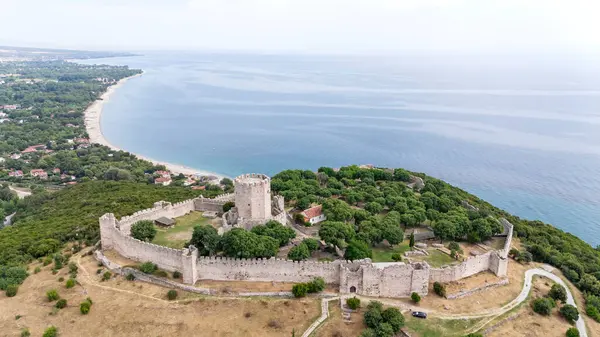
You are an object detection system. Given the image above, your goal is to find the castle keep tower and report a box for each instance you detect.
[234,173,272,222]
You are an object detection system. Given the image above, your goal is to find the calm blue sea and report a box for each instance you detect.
[79,52,600,246]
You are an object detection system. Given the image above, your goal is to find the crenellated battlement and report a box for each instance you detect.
[234,173,270,187]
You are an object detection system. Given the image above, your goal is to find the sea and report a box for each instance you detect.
[78,52,600,246]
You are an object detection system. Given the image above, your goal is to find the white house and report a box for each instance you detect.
[301,205,327,225]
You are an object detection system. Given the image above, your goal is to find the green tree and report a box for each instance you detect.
[167,289,178,300]
[251,220,296,247]
[189,225,220,256]
[363,302,383,328]
[381,307,404,333]
[566,327,580,337]
[433,220,457,243]
[409,233,415,248]
[302,238,319,252]
[433,282,446,297]
[344,240,372,261]
[222,201,235,212]
[319,221,355,247]
[322,198,354,222]
[139,262,157,274]
[532,297,555,316]
[46,289,59,302]
[560,304,579,324]
[549,284,568,303]
[288,243,310,261]
[55,298,67,309]
[221,228,278,259]
[65,278,75,289]
[375,323,394,337]
[130,220,157,242]
[80,300,91,314]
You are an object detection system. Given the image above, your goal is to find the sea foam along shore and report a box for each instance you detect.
[83,73,228,180]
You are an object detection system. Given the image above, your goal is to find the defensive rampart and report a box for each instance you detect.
[98,197,513,299]
[429,218,513,283]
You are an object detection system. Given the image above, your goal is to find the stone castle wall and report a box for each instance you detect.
[195,256,342,283]
[98,193,513,299]
[429,218,513,283]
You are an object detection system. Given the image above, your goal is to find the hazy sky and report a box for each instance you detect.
[2,0,600,53]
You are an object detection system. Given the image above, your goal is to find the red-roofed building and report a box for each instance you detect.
[74,138,90,144]
[154,177,172,186]
[30,169,48,179]
[192,185,206,190]
[8,170,23,178]
[21,144,46,154]
[301,205,327,225]
[155,170,171,178]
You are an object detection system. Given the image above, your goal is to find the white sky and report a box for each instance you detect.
[1,0,600,53]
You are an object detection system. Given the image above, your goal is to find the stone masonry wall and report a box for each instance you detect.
[195,256,341,283]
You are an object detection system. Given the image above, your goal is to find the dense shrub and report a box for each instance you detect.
[391,253,402,262]
[448,242,460,251]
[566,327,580,337]
[346,297,361,310]
[411,292,421,303]
[532,297,555,316]
[42,326,58,337]
[0,266,28,290]
[20,328,30,337]
[80,301,91,315]
[223,201,235,212]
[46,289,59,302]
[34,267,41,274]
[167,290,178,300]
[154,270,168,278]
[139,262,157,274]
[65,278,76,289]
[131,220,157,242]
[560,304,579,324]
[125,273,135,281]
[292,283,309,298]
[172,271,182,279]
[68,263,78,274]
[251,220,296,247]
[433,282,446,297]
[101,271,111,281]
[5,284,18,297]
[307,277,325,293]
[549,284,568,303]
[55,299,67,309]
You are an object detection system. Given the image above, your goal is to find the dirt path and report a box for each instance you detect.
[9,185,31,199]
[301,297,339,337]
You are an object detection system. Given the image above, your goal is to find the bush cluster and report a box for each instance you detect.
[346,297,361,310]
[411,292,421,303]
[139,262,158,274]
[167,290,178,300]
[433,282,446,298]
[80,298,93,315]
[292,277,325,298]
[532,297,556,316]
[361,301,405,337]
[46,289,59,302]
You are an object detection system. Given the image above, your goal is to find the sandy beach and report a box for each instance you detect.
[83,73,228,180]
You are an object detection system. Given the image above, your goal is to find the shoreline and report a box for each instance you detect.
[83,73,228,180]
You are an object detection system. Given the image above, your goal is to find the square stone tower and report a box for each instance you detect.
[234,173,272,221]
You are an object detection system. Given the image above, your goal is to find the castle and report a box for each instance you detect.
[98,173,512,299]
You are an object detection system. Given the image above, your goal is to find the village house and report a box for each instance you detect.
[21,144,46,154]
[301,205,327,225]
[8,170,23,178]
[155,170,171,178]
[52,168,61,174]
[183,178,196,186]
[10,153,20,160]
[74,138,90,144]
[154,177,172,186]
[30,169,48,179]
[0,104,20,110]
[192,185,206,190]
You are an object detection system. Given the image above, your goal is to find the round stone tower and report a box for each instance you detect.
[234,173,272,221]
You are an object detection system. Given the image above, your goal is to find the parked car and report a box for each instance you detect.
[412,311,427,319]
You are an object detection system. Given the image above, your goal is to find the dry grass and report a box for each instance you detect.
[0,253,320,337]
[315,301,364,337]
[487,277,573,337]
[417,259,530,314]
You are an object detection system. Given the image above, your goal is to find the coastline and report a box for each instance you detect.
[83,73,228,180]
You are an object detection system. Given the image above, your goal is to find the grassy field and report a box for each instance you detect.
[371,242,411,262]
[405,316,484,337]
[412,250,457,268]
[152,211,209,248]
